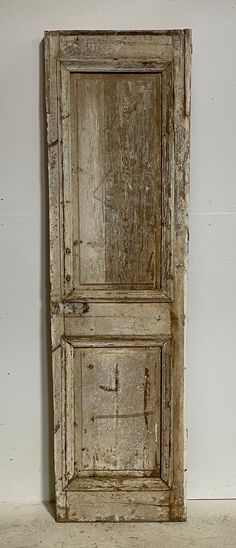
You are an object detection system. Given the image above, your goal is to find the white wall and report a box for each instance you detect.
[0,0,236,502]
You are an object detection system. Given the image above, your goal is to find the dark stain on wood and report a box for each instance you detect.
[95,411,154,420]
[99,362,119,392]
[81,302,89,314]
[144,367,150,428]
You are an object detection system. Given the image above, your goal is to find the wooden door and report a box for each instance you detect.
[44,30,192,522]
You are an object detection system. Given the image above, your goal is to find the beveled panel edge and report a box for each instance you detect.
[62,289,172,303]
[63,340,74,485]
[63,336,171,348]
[161,62,174,299]
[59,59,171,72]
[160,340,173,488]
[66,476,169,492]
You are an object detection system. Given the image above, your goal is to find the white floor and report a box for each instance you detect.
[0,500,236,548]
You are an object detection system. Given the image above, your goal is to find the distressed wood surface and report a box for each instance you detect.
[44,29,192,523]
[64,302,171,337]
[45,32,66,522]
[73,347,161,475]
[64,288,171,302]
[70,73,161,289]
[161,61,174,299]
[59,33,173,63]
[169,29,192,521]
[161,340,173,486]
[64,337,170,348]
[66,477,168,491]
[67,491,170,522]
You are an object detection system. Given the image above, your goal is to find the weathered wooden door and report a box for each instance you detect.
[45,30,191,522]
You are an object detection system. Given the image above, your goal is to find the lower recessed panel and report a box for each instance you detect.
[73,346,161,477]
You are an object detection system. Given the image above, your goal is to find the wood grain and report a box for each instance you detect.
[67,491,170,522]
[45,32,66,521]
[67,477,168,491]
[65,302,171,337]
[59,33,173,62]
[73,347,161,475]
[169,29,192,521]
[70,73,161,289]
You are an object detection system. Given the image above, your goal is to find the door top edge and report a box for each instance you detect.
[44,29,192,37]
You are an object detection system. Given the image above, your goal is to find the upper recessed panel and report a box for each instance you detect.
[70,73,161,290]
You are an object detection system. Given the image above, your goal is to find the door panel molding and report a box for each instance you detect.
[60,338,173,490]
[59,60,174,301]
